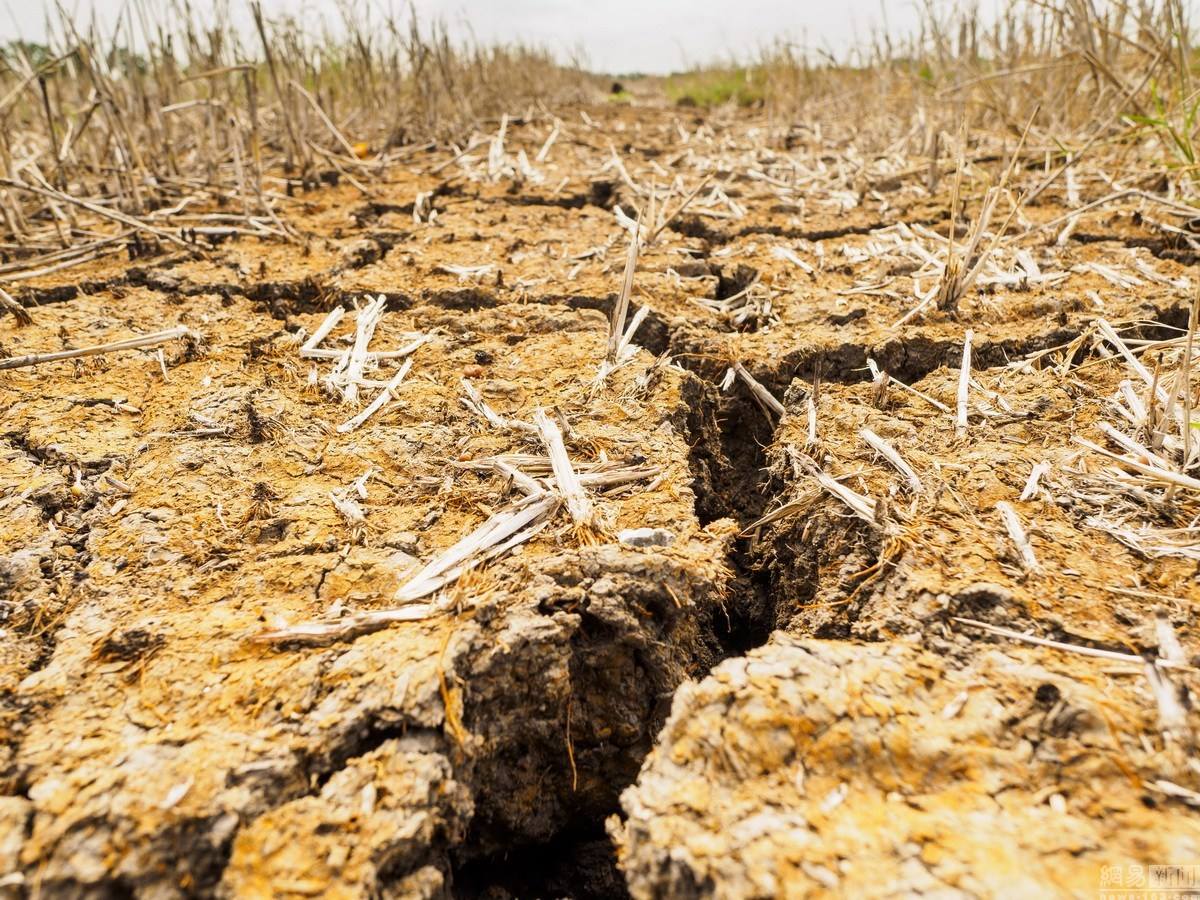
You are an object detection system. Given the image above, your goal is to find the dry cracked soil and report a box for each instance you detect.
[2,101,1199,899]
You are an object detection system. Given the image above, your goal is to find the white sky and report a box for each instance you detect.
[5,0,955,74]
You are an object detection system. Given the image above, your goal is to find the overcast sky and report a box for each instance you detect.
[3,0,963,74]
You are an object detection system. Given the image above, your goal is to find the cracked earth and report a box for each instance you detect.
[2,101,1199,898]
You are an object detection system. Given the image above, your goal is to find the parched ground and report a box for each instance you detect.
[616,362,1200,898]
[2,98,1199,898]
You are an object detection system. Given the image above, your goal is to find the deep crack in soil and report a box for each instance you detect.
[3,101,1199,899]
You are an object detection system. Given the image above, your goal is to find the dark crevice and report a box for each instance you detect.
[437,546,727,898]
[503,179,616,211]
[451,821,628,900]
[721,307,1195,645]
[331,230,408,272]
[674,368,780,656]
[306,720,441,791]
[422,286,502,311]
[460,589,712,857]
[1071,230,1200,266]
[706,378,781,653]
[5,430,74,468]
[715,263,759,301]
[669,214,729,244]
[661,298,1199,655]
[12,283,87,307]
[349,180,467,226]
[15,261,522,320]
[242,277,329,315]
[530,293,672,355]
[666,212,949,246]
[735,219,920,241]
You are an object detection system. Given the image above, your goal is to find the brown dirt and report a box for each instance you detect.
[758,361,1197,640]
[615,319,1200,897]
[3,101,1198,898]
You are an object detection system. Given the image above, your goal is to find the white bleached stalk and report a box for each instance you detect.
[1119,380,1149,427]
[1065,160,1080,206]
[260,489,570,643]
[535,121,560,163]
[1146,619,1191,741]
[1056,215,1080,246]
[437,263,495,281]
[534,408,594,530]
[648,173,713,243]
[488,113,509,179]
[0,325,195,370]
[613,204,642,235]
[341,295,387,403]
[595,305,652,388]
[996,501,1039,573]
[868,358,951,412]
[493,460,543,496]
[461,377,508,429]
[0,286,31,324]
[1096,318,1172,408]
[456,456,658,489]
[937,185,998,310]
[609,145,645,196]
[814,469,877,524]
[893,283,939,328]
[1097,421,1175,470]
[325,346,353,388]
[1015,249,1041,281]
[1156,614,1186,665]
[956,329,973,435]
[461,378,537,433]
[300,305,345,356]
[577,468,661,490]
[615,304,649,360]
[1179,292,1198,470]
[860,427,923,493]
[953,616,1176,666]
[303,334,426,362]
[1075,437,1200,491]
[336,357,412,433]
[1075,262,1143,289]
[413,190,431,223]
[1019,461,1051,500]
[806,391,818,446]
[1145,661,1189,742]
[352,468,374,499]
[395,491,559,603]
[329,491,366,528]
[771,244,814,275]
[517,149,543,183]
[253,603,437,644]
[607,212,642,363]
[733,361,785,419]
[379,335,427,359]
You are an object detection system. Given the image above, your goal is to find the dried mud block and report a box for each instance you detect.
[0,452,60,691]
[669,239,1194,392]
[614,636,1200,899]
[757,357,1199,644]
[0,796,31,896]
[0,290,735,896]
[220,740,469,899]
